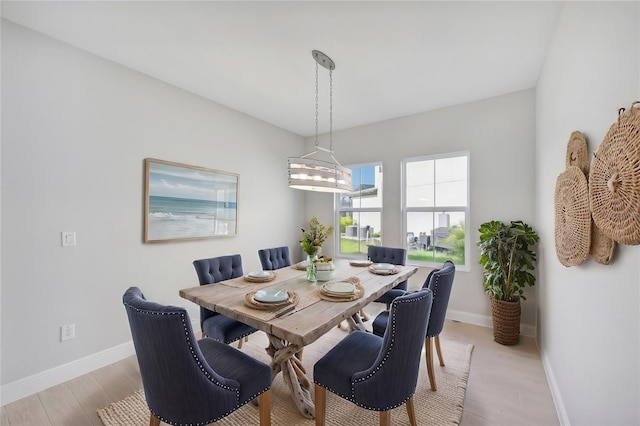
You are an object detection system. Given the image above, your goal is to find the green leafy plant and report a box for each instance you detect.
[340,216,353,233]
[301,216,334,256]
[442,222,466,262]
[477,220,539,301]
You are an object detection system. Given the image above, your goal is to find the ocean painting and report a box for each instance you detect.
[144,159,238,242]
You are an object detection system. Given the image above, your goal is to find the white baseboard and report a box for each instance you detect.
[446,309,536,338]
[541,351,570,425]
[1,342,135,406]
[1,319,202,407]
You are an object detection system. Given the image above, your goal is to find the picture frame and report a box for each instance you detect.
[144,158,238,243]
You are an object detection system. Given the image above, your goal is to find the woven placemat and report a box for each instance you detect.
[554,166,591,266]
[368,266,400,275]
[589,102,640,245]
[292,262,308,271]
[243,272,276,283]
[244,290,298,310]
[235,293,320,322]
[318,281,364,302]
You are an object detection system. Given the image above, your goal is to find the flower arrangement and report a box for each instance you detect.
[300,216,334,256]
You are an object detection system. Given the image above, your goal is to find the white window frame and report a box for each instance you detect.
[401,151,470,271]
[334,161,383,259]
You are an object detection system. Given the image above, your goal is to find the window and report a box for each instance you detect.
[335,163,383,257]
[403,152,469,269]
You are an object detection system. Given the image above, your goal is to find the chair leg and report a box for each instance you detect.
[435,335,445,366]
[237,338,243,349]
[258,390,272,426]
[406,396,417,426]
[315,384,326,426]
[149,413,161,426]
[379,410,391,426]
[425,336,437,391]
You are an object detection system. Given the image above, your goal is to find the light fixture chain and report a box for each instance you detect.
[329,69,333,152]
[315,61,319,148]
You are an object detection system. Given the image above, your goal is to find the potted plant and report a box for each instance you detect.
[477,220,539,345]
[301,216,334,282]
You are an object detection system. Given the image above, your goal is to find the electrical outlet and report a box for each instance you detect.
[60,324,75,342]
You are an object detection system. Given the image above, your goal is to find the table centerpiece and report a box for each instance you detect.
[301,216,333,282]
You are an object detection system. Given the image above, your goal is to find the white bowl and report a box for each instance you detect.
[254,288,288,303]
[316,270,336,282]
[315,262,335,271]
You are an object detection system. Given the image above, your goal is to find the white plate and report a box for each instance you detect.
[248,271,270,278]
[322,281,355,295]
[349,260,372,266]
[254,288,289,303]
[371,263,394,271]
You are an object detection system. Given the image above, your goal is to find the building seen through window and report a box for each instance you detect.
[336,164,382,256]
[404,153,469,268]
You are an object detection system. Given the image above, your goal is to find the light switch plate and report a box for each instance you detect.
[61,231,76,247]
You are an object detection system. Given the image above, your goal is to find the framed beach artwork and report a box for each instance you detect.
[144,158,238,243]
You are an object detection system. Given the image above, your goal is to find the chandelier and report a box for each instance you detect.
[288,50,352,193]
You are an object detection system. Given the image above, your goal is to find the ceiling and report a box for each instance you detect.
[1,1,560,137]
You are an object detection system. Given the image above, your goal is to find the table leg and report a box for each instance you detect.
[266,334,315,419]
[346,312,367,332]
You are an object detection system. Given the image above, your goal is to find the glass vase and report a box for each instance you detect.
[306,254,317,282]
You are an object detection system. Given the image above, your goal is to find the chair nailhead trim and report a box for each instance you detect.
[126,302,271,425]
[315,291,429,412]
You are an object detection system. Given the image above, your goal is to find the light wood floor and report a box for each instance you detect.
[1,319,559,426]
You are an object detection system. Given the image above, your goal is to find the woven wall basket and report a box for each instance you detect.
[490,295,521,345]
[590,220,616,265]
[566,130,589,176]
[589,102,640,245]
[555,166,591,266]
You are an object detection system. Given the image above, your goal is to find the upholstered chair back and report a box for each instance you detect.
[258,246,292,270]
[122,287,271,425]
[354,289,432,408]
[422,260,456,338]
[367,246,407,266]
[367,246,408,305]
[192,255,244,327]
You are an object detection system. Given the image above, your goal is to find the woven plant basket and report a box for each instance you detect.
[554,166,591,266]
[589,102,640,245]
[490,295,521,345]
[566,130,589,176]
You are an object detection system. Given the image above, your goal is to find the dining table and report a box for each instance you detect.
[179,258,418,419]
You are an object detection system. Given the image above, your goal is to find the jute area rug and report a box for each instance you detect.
[98,332,473,425]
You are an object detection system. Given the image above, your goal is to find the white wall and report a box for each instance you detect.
[536,2,639,425]
[307,89,538,329]
[1,20,305,394]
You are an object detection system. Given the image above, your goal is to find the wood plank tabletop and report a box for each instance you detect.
[179,258,418,347]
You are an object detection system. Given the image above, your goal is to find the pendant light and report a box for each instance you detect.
[288,50,352,193]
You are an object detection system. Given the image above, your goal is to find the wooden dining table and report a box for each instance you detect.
[179,258,418,419]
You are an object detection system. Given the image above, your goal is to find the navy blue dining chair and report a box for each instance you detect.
[314,289,433,426]
[258,246,292,270]
[122,287,272,426]
[193,255,257,348]
[368,246,408,308]
[373,260,456,391]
